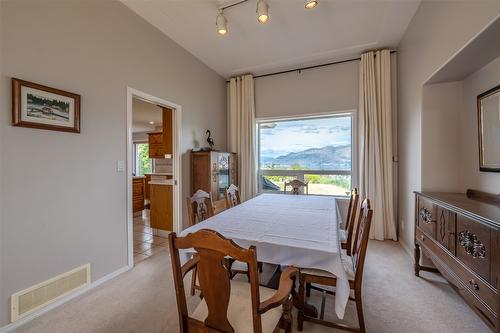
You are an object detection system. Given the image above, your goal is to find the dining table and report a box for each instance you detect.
[179,193,350,319]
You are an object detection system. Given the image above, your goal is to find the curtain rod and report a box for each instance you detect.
[226,50,396,82]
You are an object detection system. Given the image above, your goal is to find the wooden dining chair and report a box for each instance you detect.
[297,199,373,333]
[284,179,309,195]
[168,229,298,333]
[341,188,359,256]
[186,190,214,296]
[225,184,241,208]
[186,190,214,227]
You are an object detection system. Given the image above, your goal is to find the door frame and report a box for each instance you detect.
[126,87,182,267]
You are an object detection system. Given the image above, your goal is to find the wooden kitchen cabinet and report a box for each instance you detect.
[149,183,173,231]
[147,108,173,159]
[132,177,145,213]
[148,132,165,159]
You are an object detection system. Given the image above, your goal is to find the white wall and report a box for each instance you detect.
[254,61,358,119]
[0,0,4,328]
[460,56,500,192]
[397,2,500,253]
[421,81,463,192]
[0,1,226,327]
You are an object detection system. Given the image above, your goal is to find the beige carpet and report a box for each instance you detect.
[12,241,490,333]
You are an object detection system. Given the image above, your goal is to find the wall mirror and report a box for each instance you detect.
[477,84,500,172]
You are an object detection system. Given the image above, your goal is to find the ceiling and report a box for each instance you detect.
[122,0,420,78]
[132,98,163,133]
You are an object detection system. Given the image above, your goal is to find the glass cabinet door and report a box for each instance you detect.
[218,153,230,199]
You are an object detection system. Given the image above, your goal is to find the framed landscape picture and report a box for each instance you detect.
[12,78,80,133]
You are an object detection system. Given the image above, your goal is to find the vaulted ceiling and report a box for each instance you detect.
[122,0,420,78]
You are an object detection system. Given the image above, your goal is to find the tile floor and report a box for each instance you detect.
[133,210,169,263]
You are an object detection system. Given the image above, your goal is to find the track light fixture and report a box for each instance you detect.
[216,10,228,35]
[256,0,269,23]
[305,0,318,9]
[216,0,318,36]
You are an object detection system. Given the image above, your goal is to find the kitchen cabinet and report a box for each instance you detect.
[147,108,173,159]
[149,182,173,231]
[132,177,145,213]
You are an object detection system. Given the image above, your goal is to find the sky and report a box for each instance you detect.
[259,115,352,158]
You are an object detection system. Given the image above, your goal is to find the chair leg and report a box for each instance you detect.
[190,267,197,296]
[355,290,366,333]
[282,295,293,333]
[297,275,306,332]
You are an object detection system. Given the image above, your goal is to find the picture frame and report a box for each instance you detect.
[12,78,80,133]
[477,84,500,173]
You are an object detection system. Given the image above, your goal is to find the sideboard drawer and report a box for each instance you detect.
[416,227,498,314]
[417,196,437,237]
[456,214,491,282]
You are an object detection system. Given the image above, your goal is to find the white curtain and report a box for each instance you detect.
[228,74,257,201]
[359,49,398,241]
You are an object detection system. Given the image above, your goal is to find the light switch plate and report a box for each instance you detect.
[116,160,125,172]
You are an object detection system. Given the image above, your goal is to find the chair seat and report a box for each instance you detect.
[300,254,355,280]
[192,280,282,333]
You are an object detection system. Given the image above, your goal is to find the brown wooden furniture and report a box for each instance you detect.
[415,191,500,332]
[132,177,145,214]
[148,132,166,159]
[298,199,373,333]
[147,108,173,159]
[284,179,308,195]
[168,229,298,333]
[341,188,359,256]
[149,183,173,231]
[212,198,228,215]
[225,184,241,208]
[186,194,214,227]
[162,107,173,156]
[144,174,151,201]
[191,151,238,200]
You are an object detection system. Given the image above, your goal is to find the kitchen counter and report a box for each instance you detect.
[148,179,174,186]
[133,175,145,179]
[144,172,173,176]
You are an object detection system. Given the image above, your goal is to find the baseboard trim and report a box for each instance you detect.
[0,265,131,333]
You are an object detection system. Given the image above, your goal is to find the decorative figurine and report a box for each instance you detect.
[206,130,215,150]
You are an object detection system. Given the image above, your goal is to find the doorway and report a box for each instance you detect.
[126,88,182,267]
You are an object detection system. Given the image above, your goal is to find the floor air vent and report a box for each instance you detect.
[11,264,90,322]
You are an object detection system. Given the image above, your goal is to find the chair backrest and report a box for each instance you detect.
[351,199,373,285]
[225,184,241,208]
[345,188,359,255]
[168,229,263,333]
[186,190,214,226]
[284,179,308,195]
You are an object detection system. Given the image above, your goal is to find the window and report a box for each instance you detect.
[258,114,352,196]
[134,143,152,176]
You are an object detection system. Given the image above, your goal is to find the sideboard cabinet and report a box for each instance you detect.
[415,190,500,332]
[191,151,238,200]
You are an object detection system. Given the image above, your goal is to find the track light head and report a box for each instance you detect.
[256,0,269,23]
[216,10,228,35]
[305,0,318,9]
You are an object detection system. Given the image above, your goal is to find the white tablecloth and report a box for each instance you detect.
[179,193,349,319]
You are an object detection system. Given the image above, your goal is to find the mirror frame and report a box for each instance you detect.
[477,84,500,173]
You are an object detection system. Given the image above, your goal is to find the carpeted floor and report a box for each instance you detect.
[12,240,490,333]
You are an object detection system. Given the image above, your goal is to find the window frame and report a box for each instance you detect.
[256,111,357,197]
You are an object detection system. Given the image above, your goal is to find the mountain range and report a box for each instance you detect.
[261,145,351,170]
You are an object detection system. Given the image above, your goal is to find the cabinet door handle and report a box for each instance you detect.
[420,235,425,241]
[469,279,479,291]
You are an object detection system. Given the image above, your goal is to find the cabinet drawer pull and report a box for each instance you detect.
[468,279,479,291]
[420,234,425,241]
